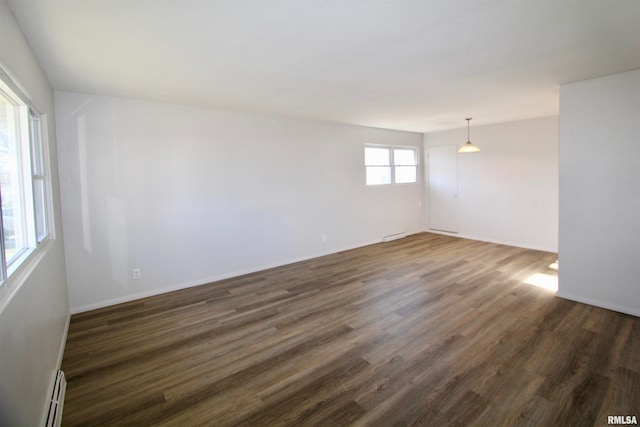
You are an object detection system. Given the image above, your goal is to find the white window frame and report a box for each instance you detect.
[30,111,49,243]
[365,144,419,186]
[0,67,52,285]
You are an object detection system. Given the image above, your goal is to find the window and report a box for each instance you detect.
[365,145,418,185]
[393,148,418,183]
[30,113,48,243]
[0,73,50,282]
[365,146,391,185]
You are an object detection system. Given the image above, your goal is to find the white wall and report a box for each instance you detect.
[55,92,424,312]
[423,116,559,252]
[0,1,70,426]
[558,69,640,316]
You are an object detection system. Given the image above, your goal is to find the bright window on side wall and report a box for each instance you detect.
[0,73,51,283]
[365,145,418,185]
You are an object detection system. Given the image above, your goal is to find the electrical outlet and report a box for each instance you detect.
[132,268,141,280]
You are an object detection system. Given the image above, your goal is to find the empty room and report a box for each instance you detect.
[1,1,639,426]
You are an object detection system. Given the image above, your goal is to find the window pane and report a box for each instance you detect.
[30,113,47,242]
[365,147,390,166]
[0,95,27,264]
[395,166,417,183]
[33,178,47,242]
[394,148,417,166]
[30,114,43,174]
[366,166,391,185]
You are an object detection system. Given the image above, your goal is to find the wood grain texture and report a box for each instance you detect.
[61,232,639,426]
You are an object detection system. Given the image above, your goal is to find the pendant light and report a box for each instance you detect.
[458,117,480,153]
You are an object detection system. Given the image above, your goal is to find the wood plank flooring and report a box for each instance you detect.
[61,232,640,426]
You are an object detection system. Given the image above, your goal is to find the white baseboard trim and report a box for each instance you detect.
[56,311,71,369]
[70,231,422,314]
[40,310,71,427]
[425,229,558,253]
[555,291,640,317]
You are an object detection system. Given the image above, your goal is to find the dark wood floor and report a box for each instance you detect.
[61,232,639,426]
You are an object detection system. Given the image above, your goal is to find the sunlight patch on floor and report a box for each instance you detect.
[524,273,558,292]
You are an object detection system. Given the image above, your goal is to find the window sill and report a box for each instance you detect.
[0,237,54,313]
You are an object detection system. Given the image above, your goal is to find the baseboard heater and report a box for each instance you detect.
[44,370,66,427]
[382,232,406,242]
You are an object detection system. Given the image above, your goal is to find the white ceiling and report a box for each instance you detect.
[7,0,640,132]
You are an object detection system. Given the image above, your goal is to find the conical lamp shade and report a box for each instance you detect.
[458,118,480,153]
[458,141,480,153]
